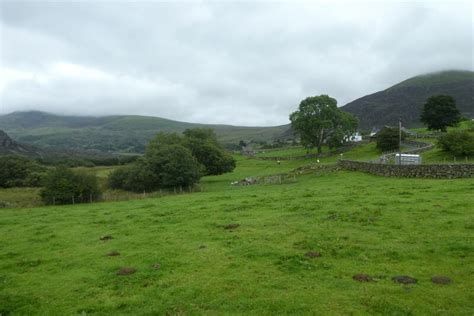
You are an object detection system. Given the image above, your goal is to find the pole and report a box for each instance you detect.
[399,118,402,166]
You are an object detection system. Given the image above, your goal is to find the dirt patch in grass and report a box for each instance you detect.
[100,235,113,241]
[353,274,373,282]
[223,223,240,230]
[117,267,136,275]
[431,276,451,284]
[305,251,321,258]
[106,251,120,256]
[151,263,161,270]
[392,275,417,284]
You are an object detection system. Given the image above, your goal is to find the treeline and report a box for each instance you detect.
[36,155,140,167]
[1,128,236,205]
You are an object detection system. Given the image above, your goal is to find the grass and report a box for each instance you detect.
[421,149,474,164]
[1,159,473,314]
[255,146,317,158]
[0,188,42,209]
[410,120,474,135]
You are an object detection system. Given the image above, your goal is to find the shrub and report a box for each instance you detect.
[437,130,474,156]
[40,167,101,205]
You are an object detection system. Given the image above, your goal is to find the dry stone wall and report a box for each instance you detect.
[338,160,474,179]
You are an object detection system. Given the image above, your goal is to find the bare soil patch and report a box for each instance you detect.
[106,251,120,256]
[305,251,321,258]
[224,223,240,230]
[392,275,417,284]
[117,267,136,275]
[353,274,373,282]
[431,276,451,284]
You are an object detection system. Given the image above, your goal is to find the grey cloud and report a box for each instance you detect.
[0,0,472,126]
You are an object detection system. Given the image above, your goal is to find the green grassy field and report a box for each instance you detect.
[1,156,473,314]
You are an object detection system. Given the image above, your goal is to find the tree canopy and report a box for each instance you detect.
[420,95,461,132]
[108,129,235,192]
[289,95,358,154]
[0,155,46,188]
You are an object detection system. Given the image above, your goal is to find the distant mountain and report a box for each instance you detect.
[342,70,474,130]
[0,111,290,153]
[0,129,43,156]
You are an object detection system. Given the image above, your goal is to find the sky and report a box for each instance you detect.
[0,0,472,126]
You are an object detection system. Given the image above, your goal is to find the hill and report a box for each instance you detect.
[0,111,290,153]
[0,129,44,157]
[342,70,474,130]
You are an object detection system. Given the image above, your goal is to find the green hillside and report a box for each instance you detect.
[342,70,474,129]
[0,111,290,153]
[1,160,473,314]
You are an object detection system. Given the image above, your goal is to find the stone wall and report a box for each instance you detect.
[338,160,474,179]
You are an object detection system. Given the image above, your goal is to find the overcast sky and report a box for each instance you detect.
[0,0,472,126]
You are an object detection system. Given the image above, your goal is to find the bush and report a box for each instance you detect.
[0,155,46,188]
[376,127,406,152]
[437,130,474,156]
[40,167,101,205]
[145,144,203,189]
[108,161,158,192]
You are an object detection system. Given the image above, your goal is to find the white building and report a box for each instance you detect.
[346,132,363,142]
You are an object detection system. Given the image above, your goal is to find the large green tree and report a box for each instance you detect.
[420,95,461,132]
[289,95,358,154]
[108,129,236,192]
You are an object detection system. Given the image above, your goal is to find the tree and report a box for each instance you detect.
[376,127,406,152]
[289,95,358,154]
[40,167,101,205]
[420,95,461,132]
[108,129,235,192]
[437,130,474,156]
[0,155,45,188]
[183,128,236,175]
[145,144,203,189]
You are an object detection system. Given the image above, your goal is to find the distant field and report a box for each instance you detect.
[410,120,474,135]
[1,169,473,314]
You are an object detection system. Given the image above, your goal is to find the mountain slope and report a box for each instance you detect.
[0,111,290,153]
[342,70,474,129]
[0,129,45,156]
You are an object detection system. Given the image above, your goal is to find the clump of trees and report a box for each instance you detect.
[375,127,407,152]
[437,130,474,156]
[289,95,358,154]
[108,128,236,192]
[420,95,461,132]
[40,166,101,205]
[0,155,46,188]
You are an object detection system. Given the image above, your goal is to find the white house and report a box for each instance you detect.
[346,132,363,142]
